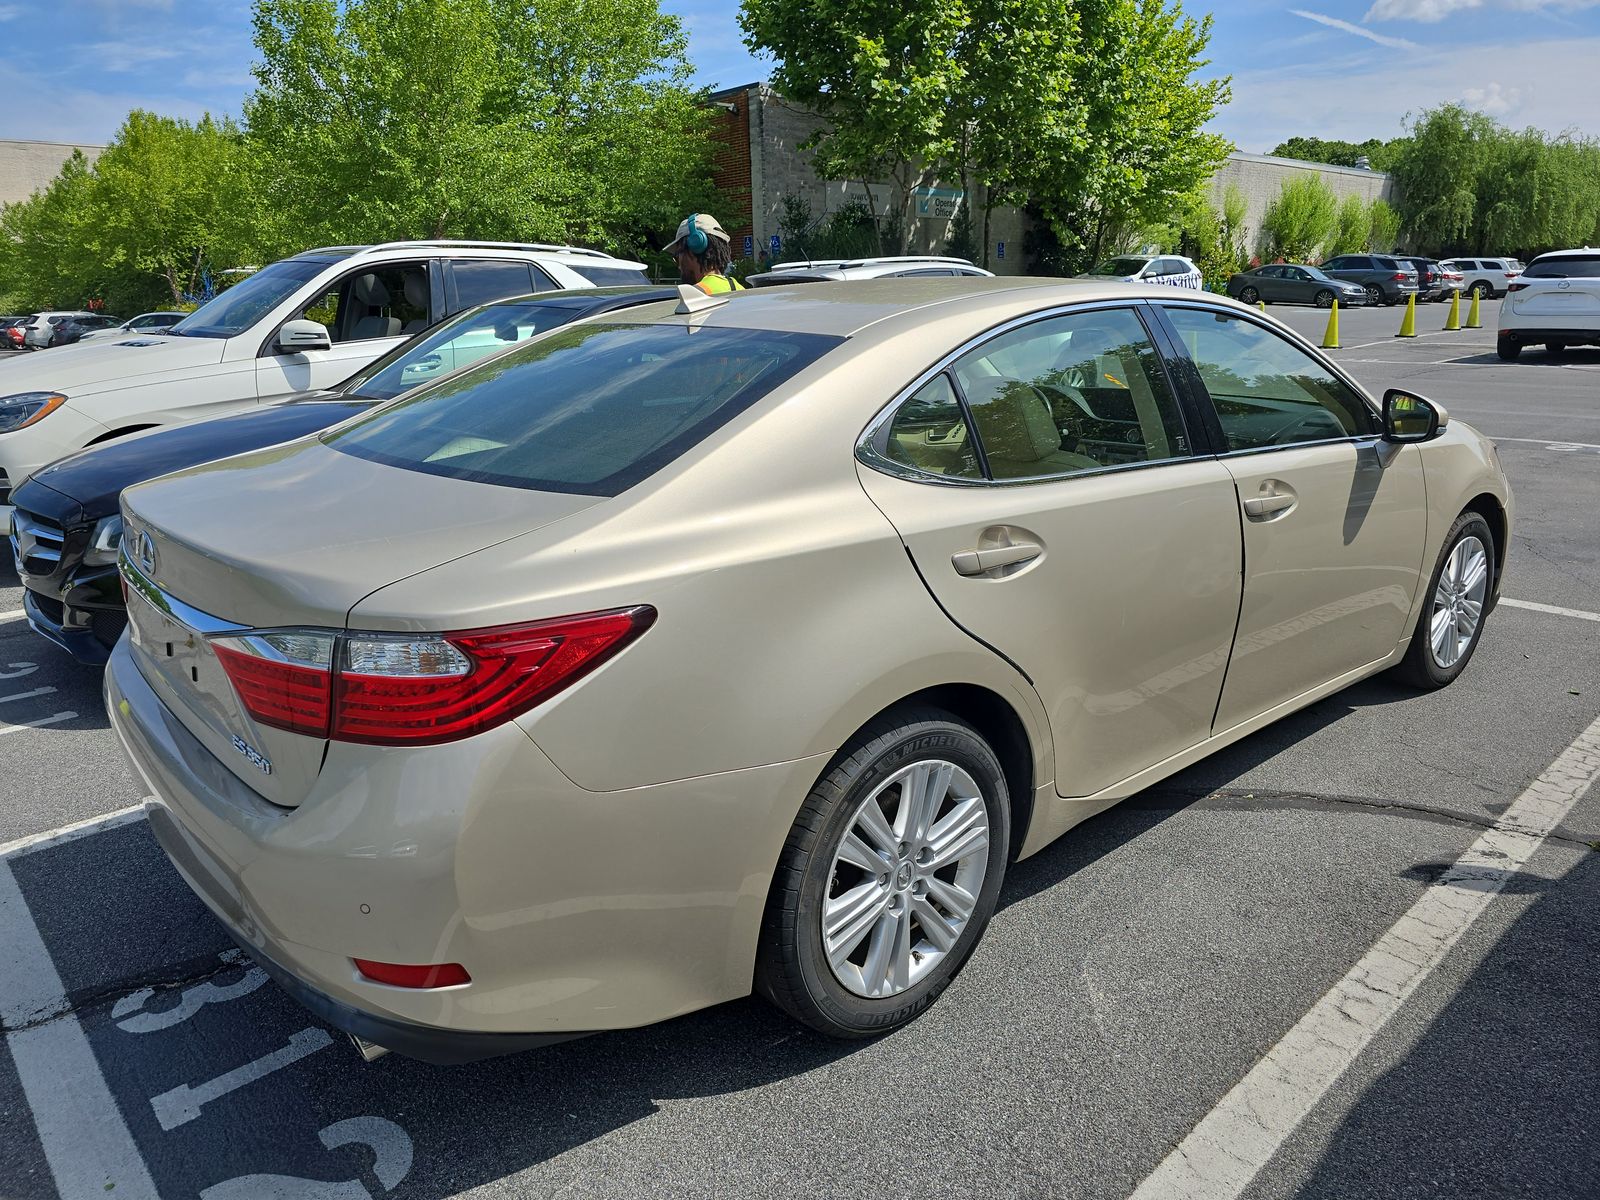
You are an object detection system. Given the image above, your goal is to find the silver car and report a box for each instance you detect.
[108,279,1511,1062]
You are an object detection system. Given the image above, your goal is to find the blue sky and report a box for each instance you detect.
[4,0,1598,151]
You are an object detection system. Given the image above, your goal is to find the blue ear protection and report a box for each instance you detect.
[685,213,709,255]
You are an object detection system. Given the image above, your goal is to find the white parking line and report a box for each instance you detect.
[0,803,149,860]
[1500,597,1600,624]
[1492,436,1600,451]
[0,609,25,623]
[1128,712,1600,1200]
[0,860,160,1198]
[0,711,76,736]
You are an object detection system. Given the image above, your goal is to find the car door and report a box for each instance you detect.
[1155,303,1428,730]
[1260,266,1294,303]
[1283,267,1317,304]
[856,303,1243,797]
[255,260,434,399]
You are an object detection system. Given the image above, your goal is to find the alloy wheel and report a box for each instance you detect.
[823,759,990,999]
[1365,284,1382,305]
[1429,535,1489,669]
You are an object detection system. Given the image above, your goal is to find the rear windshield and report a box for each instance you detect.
[1086,257,1150,277]
[325,323,841,496]
[1523,254,1600,278]
[567,264,651,286]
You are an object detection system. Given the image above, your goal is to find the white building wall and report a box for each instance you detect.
[1210,152,1397,257]
[0,139,105,207]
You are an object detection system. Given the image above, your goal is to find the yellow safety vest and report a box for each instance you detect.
[697,273,745,295]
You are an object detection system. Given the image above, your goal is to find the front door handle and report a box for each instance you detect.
[951,540,1044,577]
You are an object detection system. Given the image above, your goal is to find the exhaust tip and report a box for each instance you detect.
[349,1034,391,1062]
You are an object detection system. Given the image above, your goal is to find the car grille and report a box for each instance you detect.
[10,507,68,578]
[26,590,65,626]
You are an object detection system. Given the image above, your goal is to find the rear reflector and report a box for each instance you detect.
[211,606,655,746]
[353,959,471,989]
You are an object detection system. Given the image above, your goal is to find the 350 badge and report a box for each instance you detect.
[231,735,273,776]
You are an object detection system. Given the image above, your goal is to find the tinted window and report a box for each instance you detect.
[452,260,536,308]
[327,324,841,495]
[1523,254,1600,278]
[884,374,981,478]
[344,300,602,401]
[567,264,651,286]
[950,308,1188,479]
[1165,308,1374,451]
[172,258,330,339]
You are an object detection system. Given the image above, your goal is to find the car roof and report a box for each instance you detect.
[603,276,1234,338]
[1528,247,1598,259]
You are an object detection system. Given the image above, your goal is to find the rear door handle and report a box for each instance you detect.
[951,541,1044,577]
[1242,491,1296,520]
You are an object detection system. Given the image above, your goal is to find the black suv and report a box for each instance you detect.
[1319,255,1420,306]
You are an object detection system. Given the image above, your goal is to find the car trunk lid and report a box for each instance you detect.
[119,436,601,806]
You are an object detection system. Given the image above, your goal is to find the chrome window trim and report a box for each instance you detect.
[119,551,247,637]
[1153,297,1383,426]
[855,298,1197,489]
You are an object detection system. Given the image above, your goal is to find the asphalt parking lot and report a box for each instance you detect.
[2,296,1597,1199]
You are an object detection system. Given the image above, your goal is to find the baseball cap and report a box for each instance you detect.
[665,213,732,255]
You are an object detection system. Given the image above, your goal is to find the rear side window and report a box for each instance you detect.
[1523,254,1600,278]
[1164,308,1375,451]
[451,260,542,308]
[327,323,841,495]
[567,264,650,286]
[884,375,982,479]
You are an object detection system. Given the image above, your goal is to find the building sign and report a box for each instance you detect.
[914,186,965,221]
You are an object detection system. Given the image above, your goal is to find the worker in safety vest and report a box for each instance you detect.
[667,213,745,295]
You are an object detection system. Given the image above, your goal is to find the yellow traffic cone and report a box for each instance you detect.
[1395,293,1417,338]
[1465,288,1482,329]
[1320,298,1341,349]
[1444,289,1461,331]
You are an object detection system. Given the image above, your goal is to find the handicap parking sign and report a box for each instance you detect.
[743,235,754,257]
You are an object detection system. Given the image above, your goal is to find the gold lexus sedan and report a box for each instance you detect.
[107,279,1512,1063]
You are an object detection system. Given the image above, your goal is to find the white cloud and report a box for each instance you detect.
[1460,80,1527,114]
[0,4,22,20]
[1366,0,1600,19]
[83,42,182,72]
[1290,9,1422,48]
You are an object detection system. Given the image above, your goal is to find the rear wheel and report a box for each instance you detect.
[756,707,1010,1038]
[1239,286,1259,305]
[1545,343,1568,355]
[1364,284,1383,306]
[1496,337,1522,362]
[1471,281,1491,299]
[1393,513,1495,689]
[1314,289,1335,308]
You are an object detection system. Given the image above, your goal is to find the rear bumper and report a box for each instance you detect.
[1498,325,1600,344]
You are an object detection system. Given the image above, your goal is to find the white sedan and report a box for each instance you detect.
[1082,254,1204,290]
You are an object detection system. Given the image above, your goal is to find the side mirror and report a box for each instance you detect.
[275,319,332,354]
[1382,388,1447,443]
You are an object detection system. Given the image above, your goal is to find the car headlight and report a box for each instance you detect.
[83,514,123,566]
[0,392,68,433]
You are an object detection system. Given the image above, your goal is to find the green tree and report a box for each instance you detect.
[247,0,716,252]
[1367,198,1401,252]
[1269,135,1407,172]
[1329,193,1370,256]
[1259,175,1336,261]
[1389,104,1497,255]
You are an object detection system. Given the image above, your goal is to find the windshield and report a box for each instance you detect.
[169,258,332,339]
[326,323,841,496]
[1086,257,1150,277]
[340,299,608,402]
[1523,254,1600,279]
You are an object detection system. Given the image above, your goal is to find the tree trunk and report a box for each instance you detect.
[982,185,994,269]
[861,179,883,255]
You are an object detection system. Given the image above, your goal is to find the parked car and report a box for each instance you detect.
[1081,254,1203,289]
[1318,255,1420,305]
[1398,257,1452,301]
[75,311,187,343]
[48,314,123,347]
[747,255,992,286]
[1495,247,1600,360]
[9,286,675,664]
[1226,264,1367,308]
[0,316,31,348]
[1440,257,1523,299]
[15,310,98,349]
[0,240,649,516]
[106,277,1511,1064]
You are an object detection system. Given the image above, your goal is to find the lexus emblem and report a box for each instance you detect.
[135,530,158,576]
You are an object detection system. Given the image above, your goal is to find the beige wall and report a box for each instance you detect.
[1209,152,1396,259]
[0,139,105,207]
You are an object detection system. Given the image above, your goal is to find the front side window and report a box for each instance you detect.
[883,374,982,479]
[1164,307,1374,452]
[171,258,331,339]
[297,261,432,345]
[944,307,1189,480]
[327,323,841,496]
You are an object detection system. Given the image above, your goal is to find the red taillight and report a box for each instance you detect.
[1392,273,1407,281]
[1507,282,1529,292]
[211,607,655,746]
[353,959,471,988]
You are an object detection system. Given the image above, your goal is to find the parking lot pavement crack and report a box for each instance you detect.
[1141,786,1598,850]
[0,953,249,1036]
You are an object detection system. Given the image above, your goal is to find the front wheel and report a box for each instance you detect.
[1239,286,1260,305]
[1314,289,1335,308]
[1393,513,1495,689]
[756,707,1010,1038]
[1545,343,1568,356]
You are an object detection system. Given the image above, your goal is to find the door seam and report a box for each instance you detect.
[1210,463,1248,734]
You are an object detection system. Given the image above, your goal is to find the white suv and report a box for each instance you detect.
[0,241,646,513]
[1440,256,1523,299]
[1496,248,1600,361]
[17,311,98,349]
[747,255,993,286]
